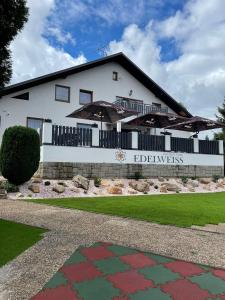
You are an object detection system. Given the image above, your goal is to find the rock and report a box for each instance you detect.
[32,178,42,184]
[107,186,123,194]
[53,184,65,193]
[218,178,225,185]
[160,185,167,193]
[70,187,80,193]
[101,179,111,187]
[114,180,124,188]
[203,184,211,191]
[188,187,195,192]
[128,188,138,194]
[57,181,68,187]
[158,177,165,182]
[199,178,211,184]
[216,183,224,189]
[72,175,89,190]
[129,181,149,192]
[17,193,24,198]
[161,183,181,192]
[28,184,40,193]
[147,180,154,186]
[190,180,199,188]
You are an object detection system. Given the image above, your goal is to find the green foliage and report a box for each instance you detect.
[0,126,40,185]
[0,0,29,87]
[181,176,188,184]
[94,177,101,187]
[134,171,143,180]
[212,174,220,183]
[3,181,19,193]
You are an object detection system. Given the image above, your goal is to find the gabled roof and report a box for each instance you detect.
[0,52,192,117]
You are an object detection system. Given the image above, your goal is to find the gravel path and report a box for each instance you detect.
[0,199,225,300]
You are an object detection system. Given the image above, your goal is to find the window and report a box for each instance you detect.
[55,85,70,102]
[12,92,29,100]
[79,89,93,105]
[152,102,161,108]
[27,117,43,133]
[113,71,118,81]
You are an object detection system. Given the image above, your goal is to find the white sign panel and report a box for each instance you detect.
[41,146,224,167]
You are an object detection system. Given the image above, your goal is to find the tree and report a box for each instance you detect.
[214,98,225,142]
[0,126,40,185]
[0,0,29,88]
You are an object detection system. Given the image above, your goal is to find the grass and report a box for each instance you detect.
[0,219,46,267]
[31,192,225,228]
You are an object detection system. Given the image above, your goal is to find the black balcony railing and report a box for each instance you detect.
[199,140,219,155]
[138,134,165,151]
[99,130,132,149]
[115,97,168,114]
[171,137,194,153]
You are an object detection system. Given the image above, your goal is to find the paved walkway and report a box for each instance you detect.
[0,199,225,299]
[31,242,225,300]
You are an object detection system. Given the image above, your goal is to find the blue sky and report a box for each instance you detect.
[44,0,186,62]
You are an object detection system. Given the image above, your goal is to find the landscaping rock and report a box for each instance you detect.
[28,184,40,193]
[32,178,42,184]
[72,175,89,190]
[190,180,199,188]
[158,177,165,182]
[129,181,149,192]
[53,184,65,193]
[147,179,154,186]
[70,187,80,193]
[160,185,167,193]
[218,178,225,185]
[107,186,123,194]
[57,181,68,187]
[128,188,138,195]
[17,193,24,198]
[216,183,224,189]
[101,179,111,187]
[161,183,181,192]
[199,178,211,184]
[114,180,124,188]
[188,187,195,192]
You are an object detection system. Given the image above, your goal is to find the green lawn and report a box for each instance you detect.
[31,192,225,227]
[0,219,46,267]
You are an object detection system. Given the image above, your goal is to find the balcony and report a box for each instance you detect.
[114,96,168,115]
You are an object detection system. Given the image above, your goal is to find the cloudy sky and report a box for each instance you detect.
[10,0,225,123]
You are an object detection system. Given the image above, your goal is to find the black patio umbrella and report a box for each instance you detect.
[164,116,225,133]
[67,100,137,131]
[126,111,188,129]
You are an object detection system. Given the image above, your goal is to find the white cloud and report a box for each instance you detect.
[10,0,86,84]
[107,0,225,125]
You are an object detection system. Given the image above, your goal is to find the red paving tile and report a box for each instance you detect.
[31,285,79,300]
[113,296,130,300]
[164,261,205,277]
[61,261,102,282]
[212,269,225,281]
[81,245,114,260]
[120,253,156,268]
[161,278,211,300]
[108,270,154,294]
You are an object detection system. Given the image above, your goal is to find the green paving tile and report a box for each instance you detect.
[139,265,180,285]
[108,245,138,256]
[64,250,86,265]
[144,253,174,264]
[198,264,211,271]
[94,257,130,275]
[73,277,120,300]
[190,272,225,295]
[129,287,172,300]
[44,272,67,289]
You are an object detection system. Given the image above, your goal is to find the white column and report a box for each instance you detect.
[131,131,138,149]
[193,137,199,153]
[42,121,52,144]
[165,134,171,151]
[117,121,122,133]
[92,127,99,147]
[219,140,224,154]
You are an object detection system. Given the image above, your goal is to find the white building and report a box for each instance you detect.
[0,53,223,178]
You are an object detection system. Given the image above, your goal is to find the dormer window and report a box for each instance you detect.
[12,92,29,100]
[55,85,70,102]
[113,71,118,81]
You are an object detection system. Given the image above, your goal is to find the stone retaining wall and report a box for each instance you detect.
[37,162,224,179]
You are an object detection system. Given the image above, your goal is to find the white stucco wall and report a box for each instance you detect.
[0,61,191,141]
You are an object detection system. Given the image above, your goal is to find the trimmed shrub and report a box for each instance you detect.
[94,176,101,187]
[0,126,40,185]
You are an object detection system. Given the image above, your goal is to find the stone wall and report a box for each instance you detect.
[37,162,224,179]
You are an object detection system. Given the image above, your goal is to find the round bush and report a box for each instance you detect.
[0,126,40,185]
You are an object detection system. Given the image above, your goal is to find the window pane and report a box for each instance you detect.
[56,86,69,102]
[77,123,93,129]
[27,118,43,131]
[79,90,92,104]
